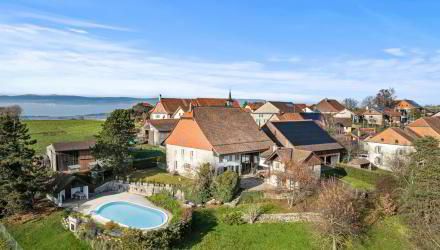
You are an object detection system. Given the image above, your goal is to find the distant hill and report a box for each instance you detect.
[0,94,158,105]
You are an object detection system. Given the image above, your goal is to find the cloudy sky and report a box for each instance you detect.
[1,0,440,104]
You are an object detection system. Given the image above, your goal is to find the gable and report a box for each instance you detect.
[165,118,213,151]
[366,128,415,146]
[254,102,282,114]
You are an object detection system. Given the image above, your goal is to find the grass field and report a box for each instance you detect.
[5,211,91,250]
[24,120,103,154]
[179,208,319,250]
[322,165,392,191]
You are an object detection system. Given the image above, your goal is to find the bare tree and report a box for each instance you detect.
[374,88,396,109]
[315,179,364,250]
[0,105,22,117]
[361,96,375,109]
[282,161,318,208]
[342,98,358,110]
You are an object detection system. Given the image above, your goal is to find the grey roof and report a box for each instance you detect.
[51,140,95,152]
[193,107,273,155]
[266,120,344,152]
[147,119,179,132]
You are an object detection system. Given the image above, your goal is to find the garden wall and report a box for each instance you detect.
[94,180,184,200]
[256,212,321,223]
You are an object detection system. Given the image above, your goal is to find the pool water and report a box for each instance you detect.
[94,201,168,230]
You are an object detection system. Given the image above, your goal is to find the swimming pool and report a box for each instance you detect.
[93,201,168,230]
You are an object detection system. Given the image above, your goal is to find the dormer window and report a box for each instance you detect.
[381,138,384,142]
[395,139,399,144]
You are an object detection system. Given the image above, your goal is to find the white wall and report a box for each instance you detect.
[251,102,280,127]
[266,160,321,187]
[151,113,170,120]
[334,109,354,119]
[166,144,217,178]
[172,109,185,119]
[365,142,414,171]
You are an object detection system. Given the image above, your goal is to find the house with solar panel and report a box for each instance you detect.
[261,120,345,188]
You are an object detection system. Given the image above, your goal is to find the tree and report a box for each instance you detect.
[400,136,440,249]
[0,105,22,117]
[92,109,135,174]
[374,88,396,109]
[315,179,365,250]
[282,161,318,208]
[190,163,214,204]
[361,96,375,108]
[0,114,51,215]
[242,101,249,108]
[131,102,153,123]
[212,170,239,202]
[342,98,358,110]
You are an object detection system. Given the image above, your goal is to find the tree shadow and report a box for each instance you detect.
[178,209,218,248]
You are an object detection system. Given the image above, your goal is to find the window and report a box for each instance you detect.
[374,157,382,165]
[375,146,382,154]
[190,151,194,162]
[181,149,185,159]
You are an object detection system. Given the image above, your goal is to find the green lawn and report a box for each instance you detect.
[5,211,90,250]
[129,168,193,186]
[322,165,392,191]
[24,120,103,154]
[350,216,413,250]
[179,208,319,250]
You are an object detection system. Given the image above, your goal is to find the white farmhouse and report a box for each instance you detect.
[251,101,305,127]
[165,106,273,178]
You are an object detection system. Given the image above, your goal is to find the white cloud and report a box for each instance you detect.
[268,56,302,63]
[67,28,88,34]
[384,48,406,57]
[0,22,439,104]
[17,12,132,32]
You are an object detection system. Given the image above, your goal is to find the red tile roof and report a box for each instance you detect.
[315,98,345,113]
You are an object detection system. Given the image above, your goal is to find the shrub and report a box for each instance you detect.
[187,163,213,204]
[0,238,9,250]
[239,191,264,204]
[149,191,182,222]
[213,171,239,202]
[104,221,119,231]
[244,204,262,224]
[221,211,245,225]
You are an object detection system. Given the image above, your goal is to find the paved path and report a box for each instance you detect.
[240,176,276,191]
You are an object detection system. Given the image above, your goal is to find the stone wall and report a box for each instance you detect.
[256,212,321,223]
[94,180,184,200]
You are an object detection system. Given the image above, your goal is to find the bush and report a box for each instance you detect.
[240,191,264,204]
[0,237,9,250]
[149,191,182,223]
[104,221,119,231]
[221,211,245,225]
[186,163,213,204]
[213,171,239,202]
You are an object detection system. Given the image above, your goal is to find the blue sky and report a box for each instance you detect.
[1,1,440,104]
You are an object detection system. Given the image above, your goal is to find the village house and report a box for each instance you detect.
[244,102,265,113]
[434,111,440,117]
[262,120,345,166]
[140,119,179,146]
[263,148,322,189]
[165,106,273,178]
[364,117,440,170]
[150,93,240,120]
[362,107,384,126]
[251,101,307,127]
[383,108,401,126]
[314,98,346,114]
[47,140,97,173]
[393,99,423,124]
